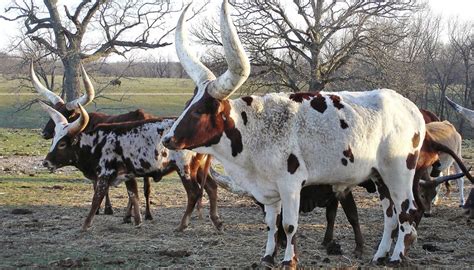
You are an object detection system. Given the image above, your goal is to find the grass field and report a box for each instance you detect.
[0,75,195,128]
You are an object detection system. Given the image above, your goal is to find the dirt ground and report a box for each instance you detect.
[0,155,473,269]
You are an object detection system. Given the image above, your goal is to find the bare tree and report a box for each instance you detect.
[0,0,203,101]
[195,0,421,92]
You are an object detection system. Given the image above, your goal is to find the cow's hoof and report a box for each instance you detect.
[387,260,401,267]
[424,212,432,217]
[353,248,363,259]
[145,214,153,221]
[174,224,187,232]
[281,257,297,269]
[371,256,388,265]
[213,220,224,232]
[261,255,275,268]
[123,216,132,224]
[104,207,114,215]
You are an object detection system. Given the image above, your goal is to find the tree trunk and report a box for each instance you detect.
[309,79,325,92]
[62,57,81,101]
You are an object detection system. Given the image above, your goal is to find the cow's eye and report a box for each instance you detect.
[58,141,67,149]
[192,108,206,117]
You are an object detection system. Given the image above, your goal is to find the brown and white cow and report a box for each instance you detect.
[418,121,468,215]
[39,103,223,232]
[162,0,425,266]
[31,62,155,217]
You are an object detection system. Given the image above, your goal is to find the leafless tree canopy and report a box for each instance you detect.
[195,0,421,92]
[0,0,186,101]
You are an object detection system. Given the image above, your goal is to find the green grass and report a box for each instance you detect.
[0,128,49,156]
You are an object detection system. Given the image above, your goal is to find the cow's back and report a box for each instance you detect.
[227,89,425,188]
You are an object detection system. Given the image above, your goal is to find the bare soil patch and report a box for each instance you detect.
[0,155,473,269]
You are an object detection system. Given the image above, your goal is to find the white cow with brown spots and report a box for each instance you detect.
[163,0,425,267]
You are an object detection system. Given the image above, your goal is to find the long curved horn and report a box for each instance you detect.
[418,179,432,187]
[31,62,64,105]
[175,4,216,87]
[207,0,250,100]
[67,104,89,137]
[65,65,95,110]
[434,172,465,186]
[38,101,68,126]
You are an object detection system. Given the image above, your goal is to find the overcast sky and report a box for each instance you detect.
[0,0,472,62]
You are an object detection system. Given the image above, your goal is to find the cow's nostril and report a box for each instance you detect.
[42,160,49,167]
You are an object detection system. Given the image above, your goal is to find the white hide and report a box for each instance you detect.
[78,119,195,183]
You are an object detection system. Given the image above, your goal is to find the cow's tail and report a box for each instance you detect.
[197,154,213,211]
[431,141,474,184]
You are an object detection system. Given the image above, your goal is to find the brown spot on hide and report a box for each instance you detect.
[241,96,253,106]
[399,199,417,224]
[161,151,167,158]
[287,225,294,234]
[139,159,151,170]
[391,225,399,239]
[340,119,348,129]
[343,147,354,163]
[341,158,348,166]
[412,132,420,148]
[329,95,344,109]
[222,101,243,157]
[241,111,248,125]
[375,179,394,217]
[289,92,315,103]
[310,94,327,113]
[406,150,419,170]
[404,232,416,254]
[287,154,300,174]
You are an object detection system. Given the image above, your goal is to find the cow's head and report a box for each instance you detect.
[31,62,94,139]
[162,0,250,151]
[418,172,464,217]
[39,102,89,171]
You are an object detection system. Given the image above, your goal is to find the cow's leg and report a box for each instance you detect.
[340,191,364,258]
[321,197,338,247]
[261,201,281,268]
[123,198,132,224]
[125,178,142,227]
[379,167,418,264]
[280,185,301,268]
[454,163,465,206]
[82,178,109,231]
[204,176,223,231]
[143,177,153,220]
[372,177,397,263]
[92,180,101,215]
[103,192,113,215]
[175,175,201,232]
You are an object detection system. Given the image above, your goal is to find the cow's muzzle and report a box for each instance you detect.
[42,160,56,172]
[162,135,180,150]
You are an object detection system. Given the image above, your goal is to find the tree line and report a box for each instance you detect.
[0,1,472,134]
